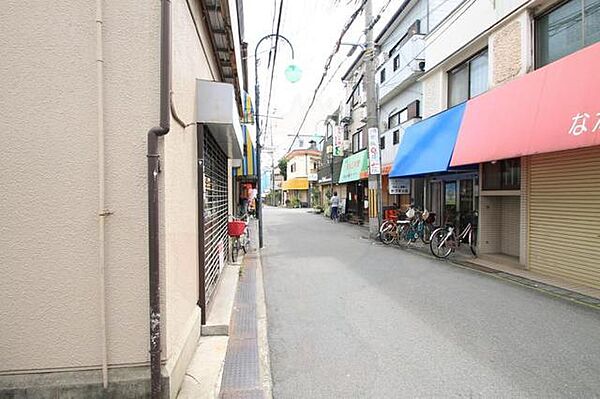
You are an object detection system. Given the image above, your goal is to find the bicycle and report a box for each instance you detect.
[228,213,249,262]
[401,208,436,245]
[429,212,478,259]
[380,218,410,245]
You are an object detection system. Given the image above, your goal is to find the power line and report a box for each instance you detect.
[286,0,401,153]
[287,0,368,153]
[263,0,285,142]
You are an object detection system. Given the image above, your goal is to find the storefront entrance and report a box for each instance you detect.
[346,180,366,223]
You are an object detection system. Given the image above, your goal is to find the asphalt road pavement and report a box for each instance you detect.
[261,207,600,398]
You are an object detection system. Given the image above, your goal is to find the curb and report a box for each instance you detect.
[368,229,600,310]
[255,248,274,398]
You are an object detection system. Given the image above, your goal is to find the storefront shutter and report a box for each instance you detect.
[529,146,600,290]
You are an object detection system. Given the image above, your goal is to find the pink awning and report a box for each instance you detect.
[450,42,600,167]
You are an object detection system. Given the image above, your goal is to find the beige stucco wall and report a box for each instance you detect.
[0,0,224,383]
[163,0,220,372]
[0,0,161,372]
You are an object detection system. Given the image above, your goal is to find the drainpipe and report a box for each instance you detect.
[147,0,171,398]
[96,0,109,389]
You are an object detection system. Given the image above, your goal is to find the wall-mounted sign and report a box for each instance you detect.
[367,127,381,175]
[333,126,344,157]
[389,178,410,195]
[308,173,318,182]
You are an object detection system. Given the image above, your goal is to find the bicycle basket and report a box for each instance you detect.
[405,208,415,218]
[227,220,246,237]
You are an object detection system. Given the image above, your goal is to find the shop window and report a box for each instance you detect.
[482,158,521,190]
[393,130,400,145]
[380,68,386,83]
[380,136,385,150]
[536,0,600,68]
[448,49,489,107]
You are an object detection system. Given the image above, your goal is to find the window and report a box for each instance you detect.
[388,108,409,129]
[536,0,600,68]
[393,55,400,71]
[393,130,400,145]
[352,130,365,153]
[343,124,349,140]
[482,158,521,190]
[380,136,385,150]
[380,68,386,83]
[290,163,296,173]
[448,49,489,107]
[352,133,360,153]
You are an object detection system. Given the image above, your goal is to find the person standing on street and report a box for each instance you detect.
[330,191,340,222]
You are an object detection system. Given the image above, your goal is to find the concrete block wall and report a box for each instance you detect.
[500,196,521,257]
[421,70,444,118]
[478,196,502,254]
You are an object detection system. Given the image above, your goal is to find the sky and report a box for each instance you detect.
[243,0,405,166]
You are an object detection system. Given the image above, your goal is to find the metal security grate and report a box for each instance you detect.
[203,129,229,305]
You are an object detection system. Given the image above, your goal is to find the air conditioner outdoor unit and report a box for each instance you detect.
[410,58,425,72]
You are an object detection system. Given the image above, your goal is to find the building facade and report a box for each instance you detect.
[282,148,321,207]
[0,0,246,397]
[392,0,600,291]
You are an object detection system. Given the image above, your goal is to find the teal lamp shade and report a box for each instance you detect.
[284,64,302,83]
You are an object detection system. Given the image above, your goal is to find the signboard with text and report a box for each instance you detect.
[367,127,381,175]
[333,126,344,157]
[389,178,411,195]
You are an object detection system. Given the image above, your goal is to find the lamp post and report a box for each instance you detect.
[254,34,298,248]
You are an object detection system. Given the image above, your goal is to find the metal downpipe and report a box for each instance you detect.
[148,0,171,398]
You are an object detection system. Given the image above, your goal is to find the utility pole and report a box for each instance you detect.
[364,0,382,238]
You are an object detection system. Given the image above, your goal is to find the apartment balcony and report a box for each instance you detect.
[378,34,425,104]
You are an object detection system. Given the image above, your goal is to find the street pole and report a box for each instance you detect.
[364,0,382,238]
[254,34,295,249]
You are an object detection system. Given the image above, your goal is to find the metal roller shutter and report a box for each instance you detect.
[202,128,229,305]
[529,146,600,290]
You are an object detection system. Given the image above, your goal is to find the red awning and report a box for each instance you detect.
[450,42,600,166]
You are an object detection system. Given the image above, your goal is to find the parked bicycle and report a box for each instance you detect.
[228,213,249,262]
[429,212,478,259]
[400,208,436,245]
[380,206,436,246]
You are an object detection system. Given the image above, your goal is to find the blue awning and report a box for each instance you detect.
[390,103,466,178]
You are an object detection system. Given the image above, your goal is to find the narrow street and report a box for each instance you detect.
[261,207,600,398]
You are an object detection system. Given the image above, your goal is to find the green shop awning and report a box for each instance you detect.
[338,150,369,183]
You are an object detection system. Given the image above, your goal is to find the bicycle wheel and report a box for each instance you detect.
[379,220,393,243]
[420,222,433,244]
[231,237,239,262]
[429,228,453,259]
[469,228,477,257]
[242,233,248,254]
[396,223,412,246]
[380,225,396,245]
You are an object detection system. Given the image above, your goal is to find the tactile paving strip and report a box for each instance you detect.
[220,255,265,398]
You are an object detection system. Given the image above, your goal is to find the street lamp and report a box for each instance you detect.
[254,33,298,248]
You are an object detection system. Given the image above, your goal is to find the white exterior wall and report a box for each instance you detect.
[287,154,320,180]
[424,0,529,73]
[0,0,226,389]
[379,82,422,167]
